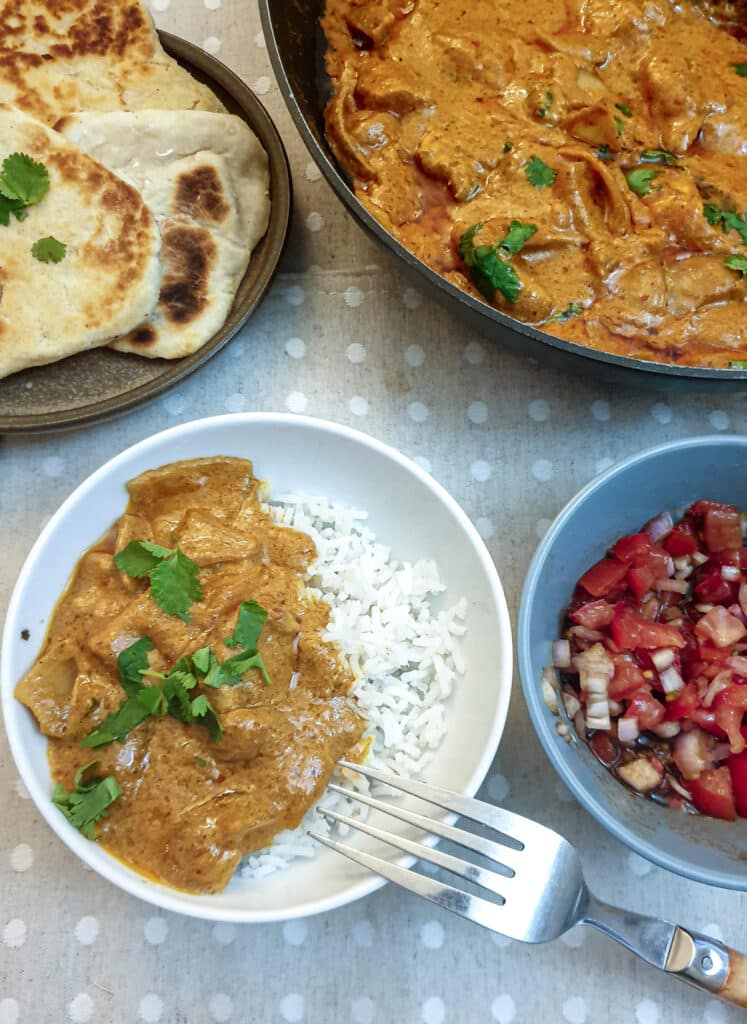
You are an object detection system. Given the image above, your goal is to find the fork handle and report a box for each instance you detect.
[666,927,747,1008]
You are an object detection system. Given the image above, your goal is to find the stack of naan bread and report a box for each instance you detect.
[0,0,271,379]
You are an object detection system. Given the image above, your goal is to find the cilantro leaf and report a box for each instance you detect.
[549,302,582,323]
[729,360,747,369]
[503,140,513,153]
[458,224,523,303]
[189,695,223,743]
[0,194,28,226]
[227,600,268,650]
[626,168,660,197]
[536,90,552,119]
[31,236,66,263]
[640,149,679,166]
[703,204,747,245]
[117,637,154,698]
[615,102,632,117]
[499,220,537,256]
[114,540,175,578]
[150,550,202,623]
[80,694,153,748]
[0,153,49,205]
[52,762,121,839]
[615,117,624,136]
[733,63,747,76]
[190,646,212,675]
[597,145,611,161]
[525,156,557,189]
[725,254,747,276]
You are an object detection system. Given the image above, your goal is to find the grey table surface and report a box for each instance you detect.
[2,2,747,1022]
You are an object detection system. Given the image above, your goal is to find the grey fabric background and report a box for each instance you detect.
[1,2,746,1022]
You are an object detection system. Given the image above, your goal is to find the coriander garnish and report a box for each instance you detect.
[725,254,747,277]
[459,222,534,304]
[114,541,202,622]
[52,762,121,839]
[729,360,747,369]
[524,156,557,188]
[640,149,679,166]
[625,168,660,197]
[549,302,582,323]
[615,102,632,117]
[31,236,66,263]
[733,63,747,77]
[536,90,552,119]
[704,203,747,245]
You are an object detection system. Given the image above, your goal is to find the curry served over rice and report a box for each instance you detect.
[323,0,747,367]
[15,457,364,894]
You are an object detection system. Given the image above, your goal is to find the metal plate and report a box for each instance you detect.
[0,32,292,433]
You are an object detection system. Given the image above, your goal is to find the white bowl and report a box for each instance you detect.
[1,414,512,921]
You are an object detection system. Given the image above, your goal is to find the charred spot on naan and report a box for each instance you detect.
[174,165,230,224]
[159,224,217,326]
[129,325,157,346]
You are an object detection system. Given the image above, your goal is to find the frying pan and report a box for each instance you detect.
[259,0,747,391]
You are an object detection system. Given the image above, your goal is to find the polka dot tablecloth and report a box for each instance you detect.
[1,3,747,1022]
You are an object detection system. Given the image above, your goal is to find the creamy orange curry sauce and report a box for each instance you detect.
[16,458,364,894]
[323,0,747,366]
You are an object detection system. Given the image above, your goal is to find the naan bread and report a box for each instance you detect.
[0,106,161,379]
[0,1,223,125]
[58,110,271,359]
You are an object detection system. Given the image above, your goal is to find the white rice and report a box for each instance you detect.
[239,494,466,881]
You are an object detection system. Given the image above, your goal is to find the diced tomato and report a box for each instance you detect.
[609,656,648,700]
[689,500,738,518]
[589,731,618,765]
[703,507,742,553]
[570,600,615,629]
[625,689,666,730]
[635,545,671,581]
[665,682,700,721]
[686,766,736,821]
[695,606,747,648]
[627,565,656,599]
[713,686,747,754]
[611,605,686,650]
[578,558,628,598]
[688,707,728,738]
[611,532,650,564]
[693,572,736,605]
[727,752,747,817]
[664,523,698,557]
[707,548,746,568]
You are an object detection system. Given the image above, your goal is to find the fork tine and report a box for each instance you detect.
[326,783,519,875]
[338,759,550,849]
[319,805,511,898]
[308,829,514,937]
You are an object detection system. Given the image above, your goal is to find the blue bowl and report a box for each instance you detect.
[519,435,747,890]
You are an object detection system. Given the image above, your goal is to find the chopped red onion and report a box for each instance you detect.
[573,708,587,740]
[646,511,673,543]
[728,603,746,624]
[702,670,732,707]
[541,667,559,712]
[608,699,622,717]
[617,717,640,742]
[740,583,747,620]
[653,721,681,739]
[664,555,675,578]
[562,690,581,719]
[569,625,604,642]
[722,565,741,582]
[651,647,675,671]
[692,551,709,566]
[552,639,571,669]
[656,578,688,594]
[695,603,714,614]
[672,556,691,573]
[727,654,747,675]
[659,665,684,694]
[674,727,722,779]
[666,773,692,800]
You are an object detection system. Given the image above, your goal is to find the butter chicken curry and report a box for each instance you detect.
[323,0,747,367]
[16,457,364,894]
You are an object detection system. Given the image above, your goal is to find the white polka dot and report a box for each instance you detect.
[224,392,247,413]
[471,459,492,482]
[555,780,575,803]
[562,996,588,1024]
[627,852,653,877]
[702,922,725,943]
[422,997,445,1024]
[285,391,308,414]
[491,994,516,1023]
[306,212,324,233]
[0,999,19,1024]
[464,341,485,365]
[413,456,432,474]
[252,76,271,95]
[408,401,429,423]
[351,997,375,1024]
[162,393,186,416]
[43,455,64,478]
[204,0,222,8]
[305,161,321,183]
[650,402,672,425]
[487,773,510,802]
[344,286,365,307]
[595,457,614,474]
[353,920,374,947]
[151,0,169,9]
[489,932,512,948]
[285,337,306,359]
[535,518,552,539]
[704,1003,728,1024]
[635,999,659,1024]
[282,920,307,946]
[202,36,221,55]
[532,459,554,482]
[144,917,168,946]
[212,923,236,946]
[138,994,163,1023]
[475,517,495,540]
[591,399,610,422]
[209,993,233,1023]
[468,401,488,424]
[420,920,444,949]
[3,919,26,949]
[528,399,550,422]
[405,344,425,367]
[10,844,33,872]
[14,779,30,800]
[254,30,266,49]
[68,993,94,1023]
[349,395,368,417]
[709,410,730,431]
[285,285,305,306]
[560,926,585,949]
[74,916,98,945]
[347,342,366,364]
[403,287,422,309]
[279,993,304,1023]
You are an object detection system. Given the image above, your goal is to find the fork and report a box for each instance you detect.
[310,761,747,1008]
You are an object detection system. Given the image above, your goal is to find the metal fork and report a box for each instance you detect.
[310,761,747,1008]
